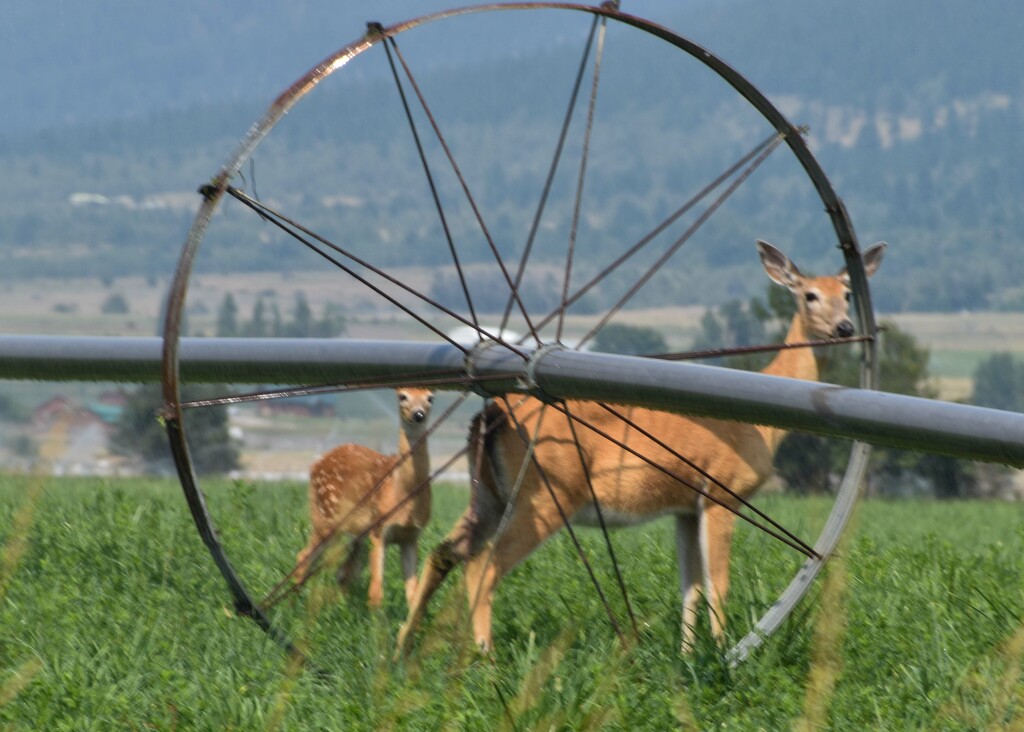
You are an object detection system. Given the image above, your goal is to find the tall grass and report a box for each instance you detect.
[1,476,1023,729]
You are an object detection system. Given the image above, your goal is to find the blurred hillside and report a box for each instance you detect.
[1,0,1021,312]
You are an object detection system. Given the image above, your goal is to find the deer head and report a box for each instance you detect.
[397,387,435,428]
[757,239,886,340]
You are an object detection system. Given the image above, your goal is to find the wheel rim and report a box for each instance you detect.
[161,3,878,667]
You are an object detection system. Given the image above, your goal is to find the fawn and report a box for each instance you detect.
[297,387,434,608]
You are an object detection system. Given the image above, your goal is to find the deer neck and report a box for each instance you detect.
[396,425,431,490]
[762,313,821,383]
[757,314,822,453]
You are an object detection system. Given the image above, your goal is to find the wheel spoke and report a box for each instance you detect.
[465,397,552,624]
[557,14,609,343]
[494,395,626,641]
[177,368,521,411]
[527,130,786,339]
[377,25,481,334]
[648,334,874,362]
[576,133,787,350]
[499,13,602,337]
[559,399,638,636]
[545,400,820,559]
[260,391,473,609]
[385,35,543,345]
[223,186,531,358]
[262,437,474,609]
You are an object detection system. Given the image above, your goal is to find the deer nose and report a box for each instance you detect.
[835,320,855,338]
[412,410,427,423]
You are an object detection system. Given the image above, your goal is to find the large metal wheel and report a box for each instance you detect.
[162,3,878,668]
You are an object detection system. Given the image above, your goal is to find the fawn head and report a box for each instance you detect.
[397,387,435,428]
[757,239,886,340]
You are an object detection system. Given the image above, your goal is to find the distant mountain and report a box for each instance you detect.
[0,1,600,134]
[1,1,1021,313]
[5,1,1017,133]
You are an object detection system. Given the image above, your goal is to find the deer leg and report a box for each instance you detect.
[296,529,337,584]
[464,503,566,653]
[399,538,419,608]
[367,531,386,609]
[335,536,366,593]
[295,537,317,583]
[675,512,703,651]
[395,507,495,657]
[700,501,738,642]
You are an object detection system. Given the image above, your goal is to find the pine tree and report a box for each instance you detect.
[215,293,238,337]
[109,384,240,475]
[243,297,268,337]
[290,292,313,338]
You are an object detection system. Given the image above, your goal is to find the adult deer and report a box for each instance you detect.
[297,387,434,608]
[396,240,884,655]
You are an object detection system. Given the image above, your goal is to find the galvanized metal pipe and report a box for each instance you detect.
[0,335,465,385]
[3,334,1022,467]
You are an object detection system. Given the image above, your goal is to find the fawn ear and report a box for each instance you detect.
[837,241,887,283]
[757,239,803,289]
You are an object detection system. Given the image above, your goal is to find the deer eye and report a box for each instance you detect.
[804,292,819,303]
[398,393,408,402]
[428,395,435,403]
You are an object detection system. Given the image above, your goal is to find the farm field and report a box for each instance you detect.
[2,476,1024,729]
[886,311,1024,400]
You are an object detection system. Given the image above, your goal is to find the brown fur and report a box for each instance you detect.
[297,387,434,608]
[397,241,885,654]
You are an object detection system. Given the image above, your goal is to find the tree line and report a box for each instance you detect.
[213,292,347,339]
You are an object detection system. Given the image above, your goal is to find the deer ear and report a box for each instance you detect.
[757,239,803,289]
[836,241,887,281]
[861,242,886,277]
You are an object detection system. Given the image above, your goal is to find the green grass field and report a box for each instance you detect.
[2,476,1024,730]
